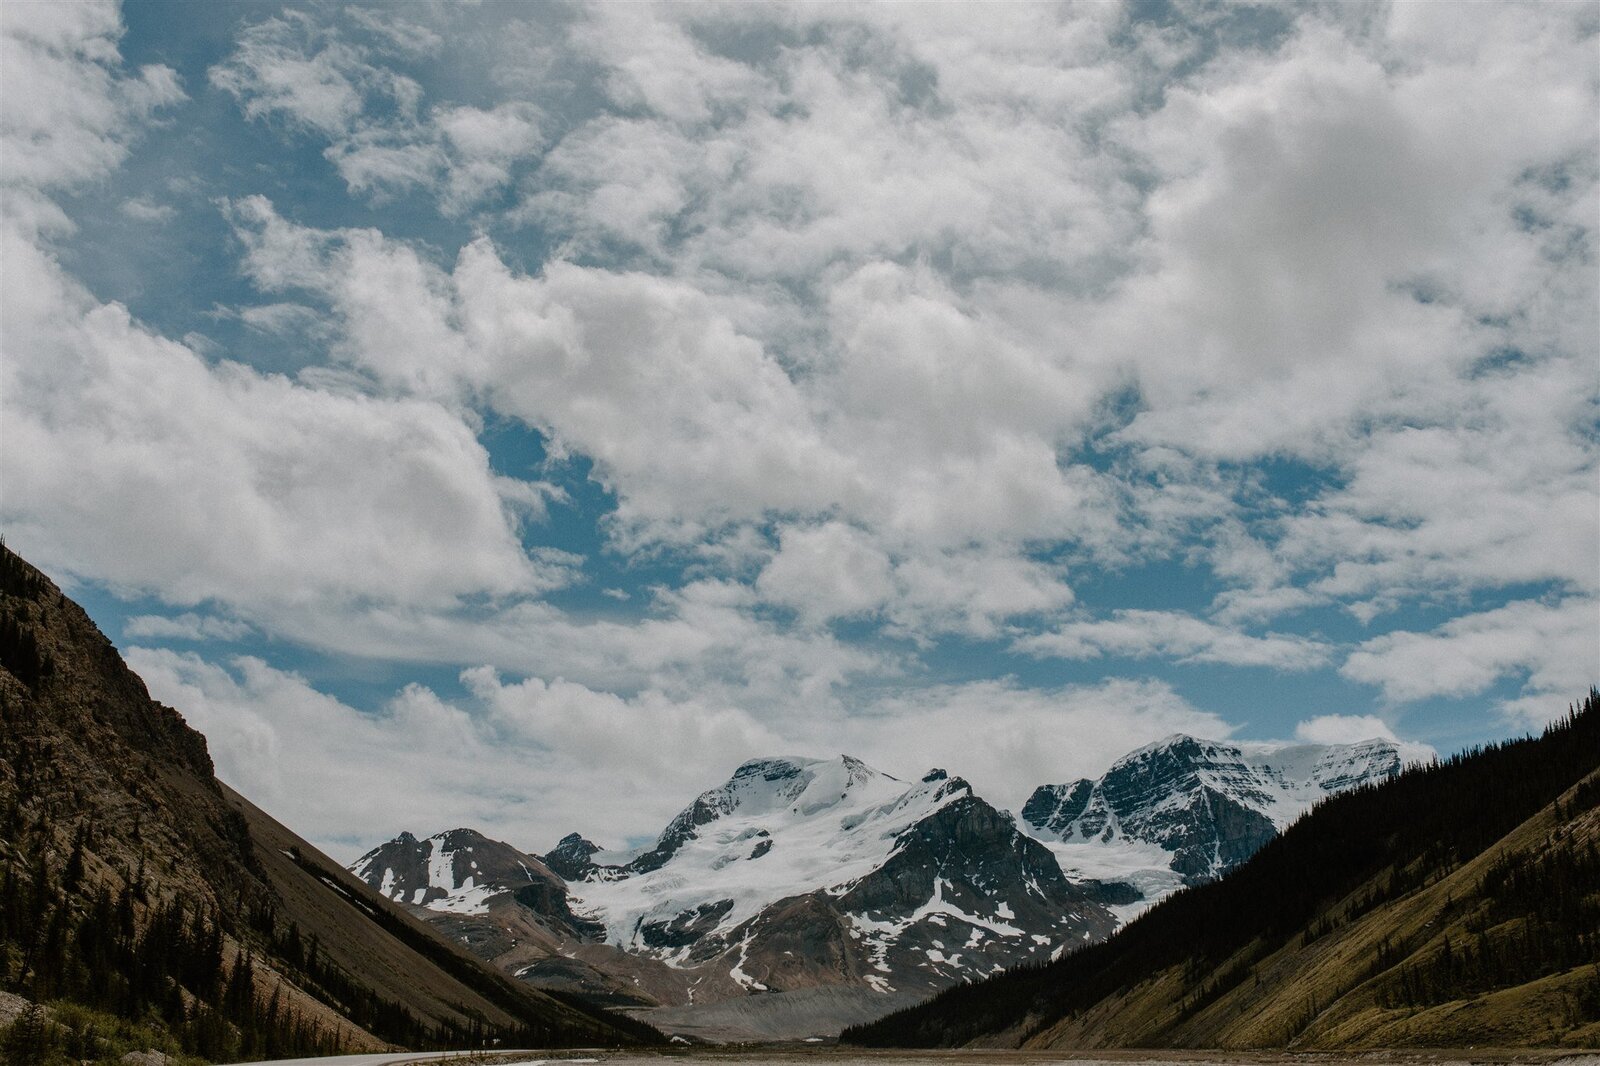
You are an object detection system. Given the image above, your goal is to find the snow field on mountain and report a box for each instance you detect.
[1019,734,1410,917]
[565,756,968,955]
[351,833,510,914]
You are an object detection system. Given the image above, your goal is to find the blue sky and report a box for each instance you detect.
[2,0,1595,859]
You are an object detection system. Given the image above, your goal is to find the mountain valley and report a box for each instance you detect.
[349,737,1412,1039]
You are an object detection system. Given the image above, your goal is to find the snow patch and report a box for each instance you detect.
[566,754,968,954]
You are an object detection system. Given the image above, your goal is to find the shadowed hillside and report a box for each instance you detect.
[0,543,661,1061]
[845,690,1600,1050]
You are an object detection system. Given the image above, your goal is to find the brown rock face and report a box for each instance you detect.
[0,543,658,1054]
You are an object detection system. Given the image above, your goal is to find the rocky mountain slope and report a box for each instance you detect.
[0,544,657,1059]
[1020,735,1412,916]
[352,756,1118,1040]
[845,691,1600,1051]
[347,738,1411,1041]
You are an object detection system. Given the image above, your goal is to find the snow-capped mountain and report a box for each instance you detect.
[549,757,1113,989]
[344,738,1412,1039]
[349,754,1117,1039]
[350,827,600,936]
[1020,734,1412,917]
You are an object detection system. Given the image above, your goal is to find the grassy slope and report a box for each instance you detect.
[1025,769,1600,1050]
[846,693,1599,1051]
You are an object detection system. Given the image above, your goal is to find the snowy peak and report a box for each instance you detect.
[625,754,905,875]
[691,754,898,822]
[345,752,1119,1030]
[542,753,1108,987]
[350,826,563,915]
[545,832,603,881]
[1309,738,1404,791]
[1022,734,1408,889]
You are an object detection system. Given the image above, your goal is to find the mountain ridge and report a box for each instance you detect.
[0,544,659,1058]
[844,691,1600,1050]
[351,752,1120,1040]
[1019,732,1412,918]
[349,735,1409,1041]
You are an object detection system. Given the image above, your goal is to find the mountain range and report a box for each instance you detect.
[349,734,1414,1038]
[9,539,1587,1056]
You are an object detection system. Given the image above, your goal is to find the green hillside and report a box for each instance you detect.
[845,690,1600,1050]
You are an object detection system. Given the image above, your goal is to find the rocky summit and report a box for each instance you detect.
[1020,733,1410,917]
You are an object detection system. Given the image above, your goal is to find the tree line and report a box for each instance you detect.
[845,689,1600,1047]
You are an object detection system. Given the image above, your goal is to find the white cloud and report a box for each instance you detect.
[126,646,1233,859]
[180,577,885,719]
[1340,597,1600,714]
[0,222,566,614]
[211,14,546,214]
[1294,713,1398,745]
[1289,713,1436,766]
[755,522,894,627]
[1018,609,1332,671]
[454,239,858,537]
[832,677,1235,813]
[125,613,254,643]
[126,648,556,858]
[525,5,1143,285]
[209,12,370,137]
[194,4,1599,701]
[434,102,545,212]
[1287,368,1600,614]
[235,301,328,338]
[571,4,768,126]
[206,3,1596,640]
[0,1,182,232]
[753,520,1077,639]
[883,548,1075,641]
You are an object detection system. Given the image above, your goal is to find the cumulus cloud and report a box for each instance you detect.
[126,648,567,858]
[832,677,1236,814]
[0,10,567,622]
[756,522,895,627]
[0,1,182,232]
[209,11,375,137]
[1,0,1592,852]
[1287,374,1600,616]
[1289,713,1436,765]
[128,646,1233,858]
[210,11,546,214]
[0,226,567,612]
[205,2,1595,674]
[1340,598,1600,717]
[119,197,176,222]
[1295,713,1399,745]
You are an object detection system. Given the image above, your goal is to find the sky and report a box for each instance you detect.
[1,0,1595,862]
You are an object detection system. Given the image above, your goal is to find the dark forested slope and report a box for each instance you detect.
[0,543,660,1061]
[845,690,1600,1050]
